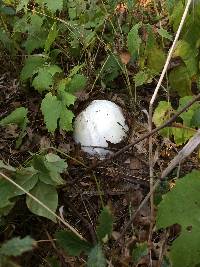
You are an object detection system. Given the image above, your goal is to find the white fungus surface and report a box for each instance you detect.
[73,100,129,157]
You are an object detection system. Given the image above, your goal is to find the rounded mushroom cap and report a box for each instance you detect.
[73,100,129,157]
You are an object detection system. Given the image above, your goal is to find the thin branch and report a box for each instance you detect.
[0,172,84,240]
[147,2,192,261]
[90,93,200,169]
[116,128,200,242]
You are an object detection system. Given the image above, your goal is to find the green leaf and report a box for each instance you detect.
[169,65,192,97]
[134,70,149,87]
[100,54,122,83]
[157,28,173,41]
[87,244,106,267]
[0,107,28,128]
[178,96,200,126]
[26,181,58,222]
[14,167,39,194]
[68,64,85,78]
[171,127,194,146]
[147,46,166,73]
[0,236,35,256]
[32,154,66,186]
[56,230,92,256]
[0,5,15,15]
[169,1,184,31]
[153,101,174,137]
[0,178,17,208]
[153,101,173,126]
[0,107,28,148]
[45,153,67,185]
[41,93,62,133]
[20,55,46,81]
[127,23,142,57]
[132,242,148,265]
[35,0,63,13]
[32,67,53,92]
[45,22,58,53]
[173,40,198,77]
[32,65,62,93]
[0,29,15,53]
[24,32,46,54]
[16,0,29,12]
[59,106,74,131]
[0,166,38,210]
[157,170,200,267]
[96,206,114,243]
[45,153,67,173]
[67,74,87,93]
[47,65,62,76]
[0,161,16,172]
[191,109,200,127]
[58,88,76,106]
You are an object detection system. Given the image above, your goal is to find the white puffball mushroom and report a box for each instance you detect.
[73,100,129,157]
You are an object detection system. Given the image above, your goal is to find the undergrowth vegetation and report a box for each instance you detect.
[1,0,200,266]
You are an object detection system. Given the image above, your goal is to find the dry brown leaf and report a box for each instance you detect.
[120,51,131,65]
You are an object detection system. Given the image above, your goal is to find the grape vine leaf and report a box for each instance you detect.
[55,230,92,256]
[20,55,46,81]
[58,87,76,107]
[41,92,75,132]
[96,206,114,243]
[67,74,87,93]
[87,244,106,267]
[32,68,53,92]
[32,65,62,93]
[26,181,58,222]
[0,236,35,256]
[156,170,200,267]
[59,105,74,131]
[41,93,62,133]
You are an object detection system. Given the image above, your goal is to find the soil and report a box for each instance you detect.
[1,56,199,267]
